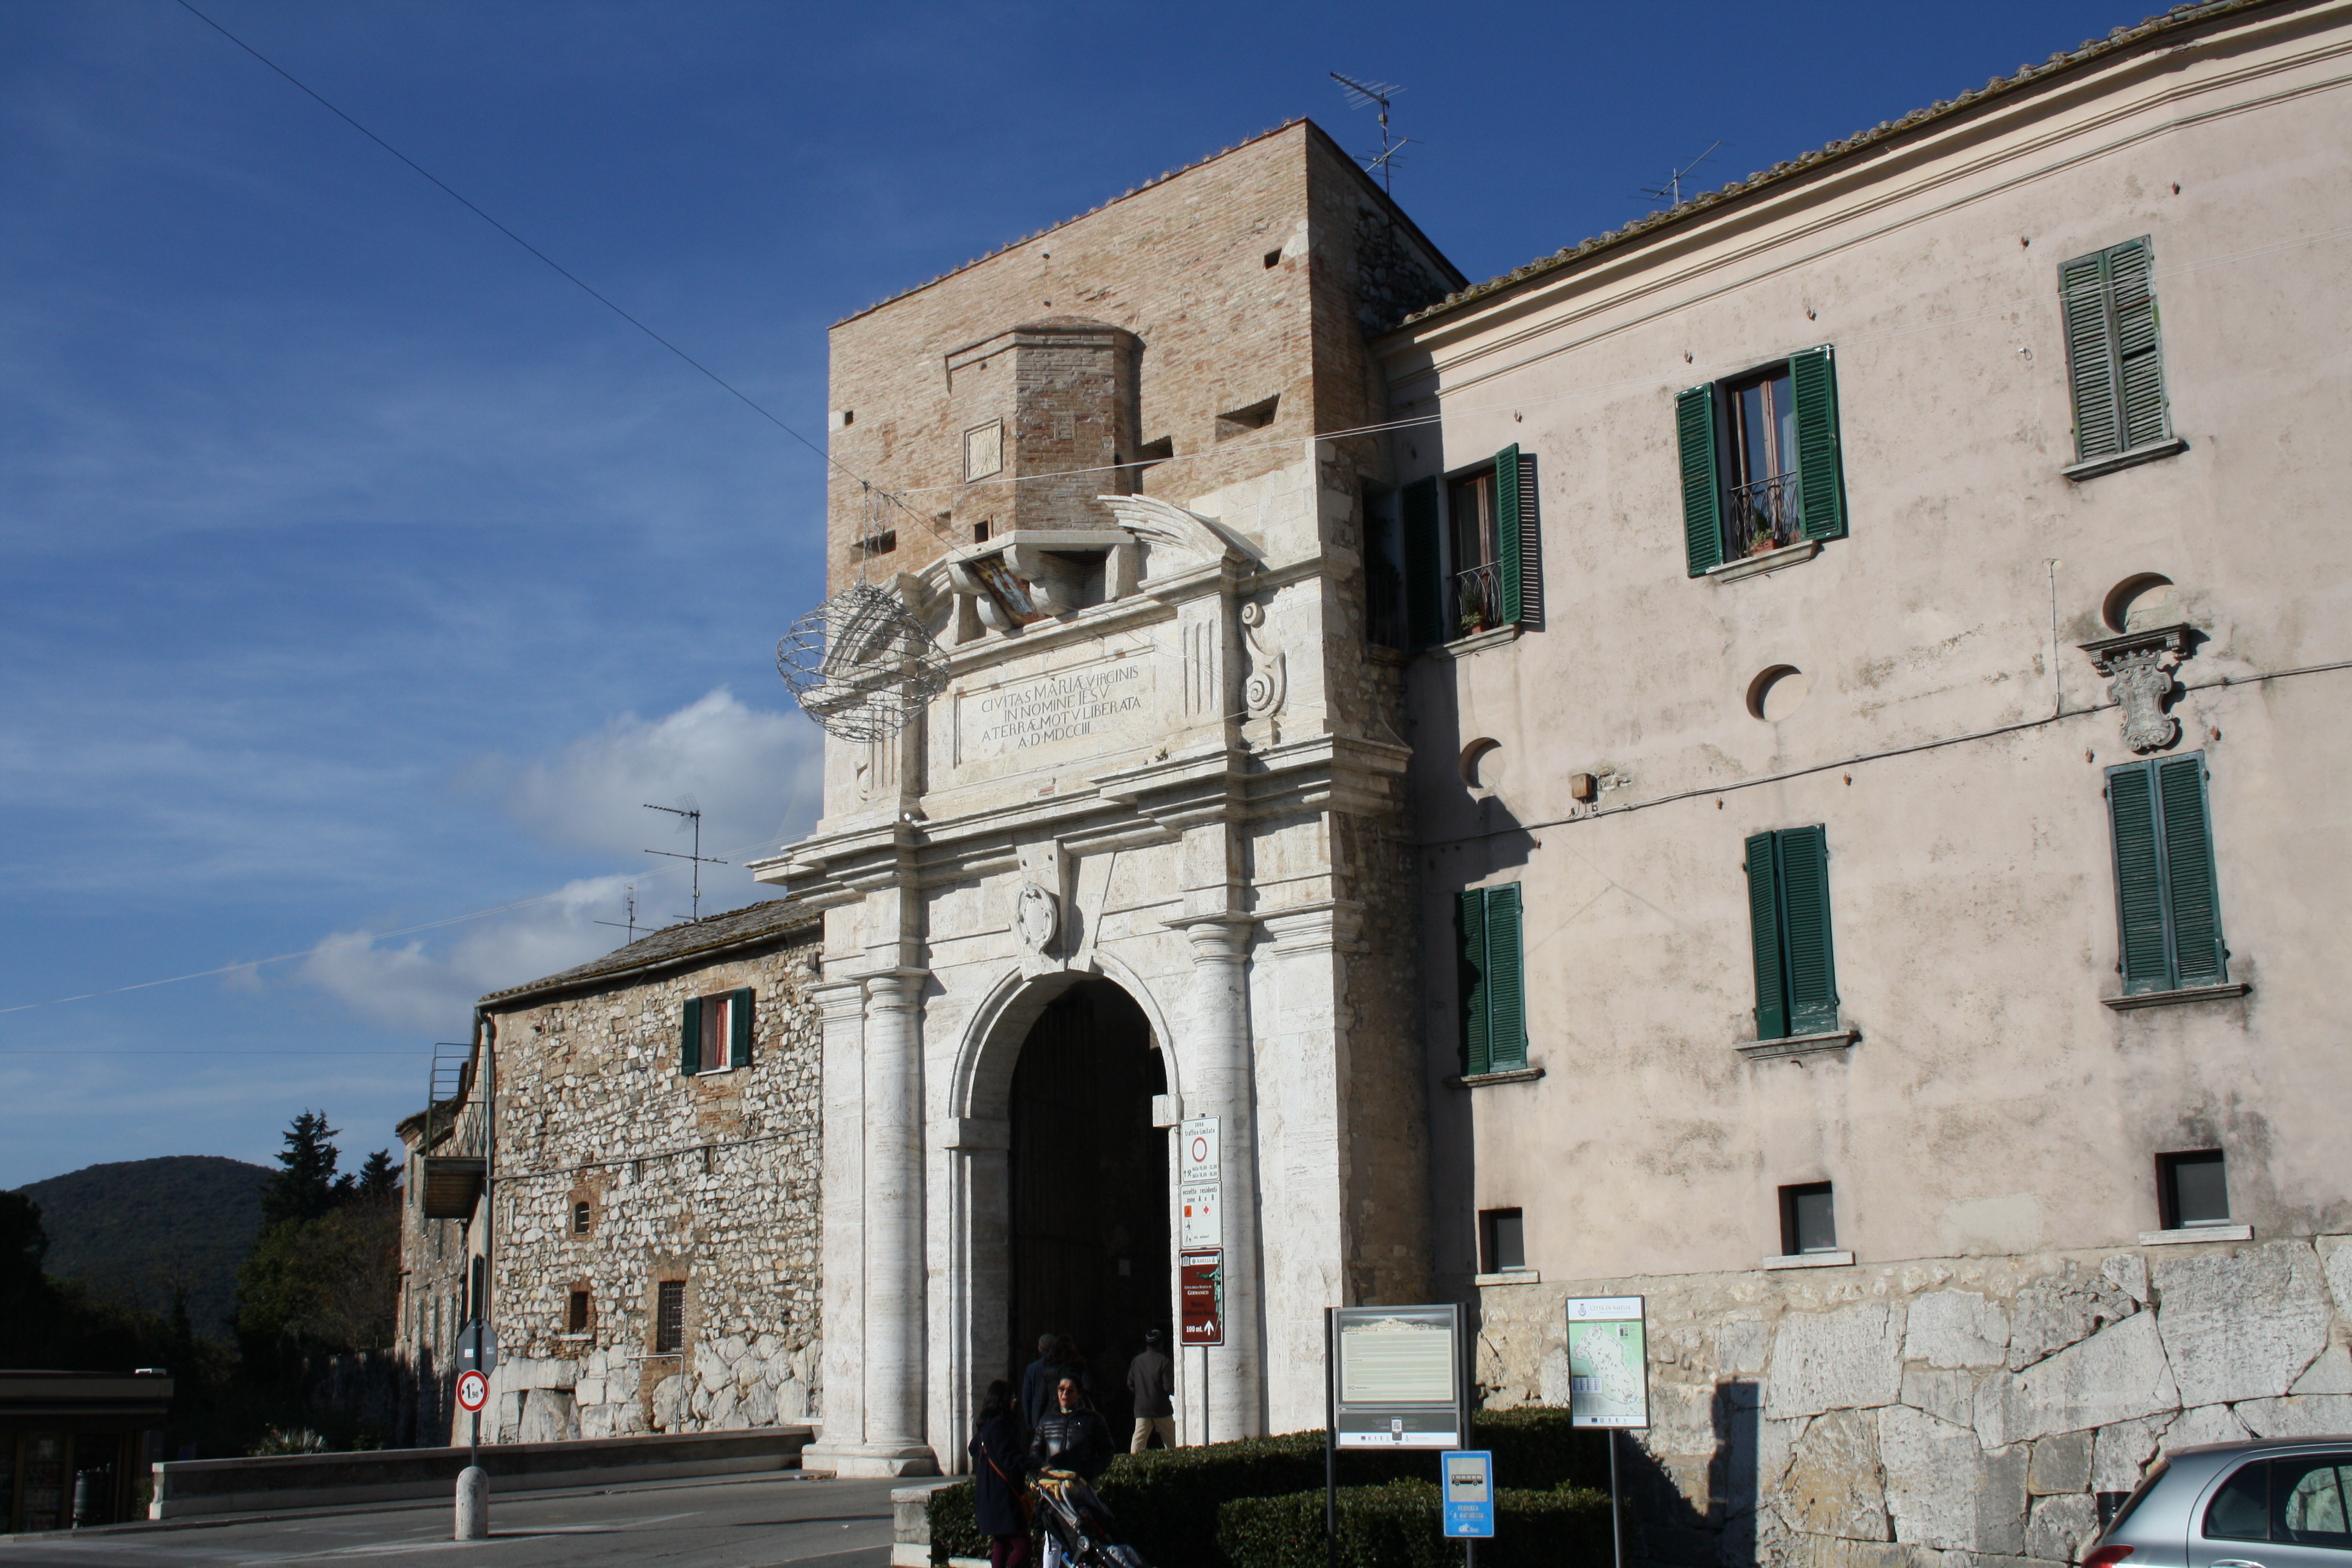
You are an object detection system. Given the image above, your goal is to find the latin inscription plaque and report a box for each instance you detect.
[956,658,1152,765]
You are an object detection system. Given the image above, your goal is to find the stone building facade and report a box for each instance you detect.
[393,1055,486,1447]
[434,5,2348,1552]
[396,901,825,1446]
[1369,1,2352,1563]
[751,118,1462,1475]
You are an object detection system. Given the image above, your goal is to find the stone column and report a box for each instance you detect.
[1178,913,1263,1441]
[859,966,933,1470]
[803,972,870,1467]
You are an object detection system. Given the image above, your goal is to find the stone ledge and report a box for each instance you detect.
[1474,1269,1541,1287]
[1708,539,1819,584]
[2062,435,2189,482]
[1448,1067,1546,1089]
[2139,1224,2254,1245]
[1736,1030,1858,1061]
[2103,982,2250,1011]
[1436,624,1521,659]
[1762,1250,1856,1270]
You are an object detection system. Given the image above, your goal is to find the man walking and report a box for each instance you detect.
[1125,1327,1174,1452]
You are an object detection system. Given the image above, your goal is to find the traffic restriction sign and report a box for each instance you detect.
[456,1370,489,1413]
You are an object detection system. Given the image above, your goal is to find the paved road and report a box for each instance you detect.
[0,1472,904,1567]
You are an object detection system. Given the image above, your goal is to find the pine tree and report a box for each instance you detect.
[258,1112,342,1232]
[355,1150,399,1204]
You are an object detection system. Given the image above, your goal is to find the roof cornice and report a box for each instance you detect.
[1383,0,2301,340]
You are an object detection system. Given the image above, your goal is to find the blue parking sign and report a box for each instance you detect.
[1442,1450,1494,1538]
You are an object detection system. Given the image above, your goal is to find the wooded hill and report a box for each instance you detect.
[15,1155,272,1340]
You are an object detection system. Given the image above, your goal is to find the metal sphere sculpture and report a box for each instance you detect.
[776,580,948,743]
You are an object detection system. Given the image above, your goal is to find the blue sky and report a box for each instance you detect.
[0,0,2149,1187]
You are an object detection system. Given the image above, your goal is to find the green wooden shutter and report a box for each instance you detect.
[1677,385,1723,576]
[2060,249,2123,461]
[1457,890,1491,1076]
[1493,444,1524,624]
[1745,832,1788,1039]
[1402,477,1443,649]
[729,987,754,1068]
[2108,238,2169,451]
[1777,826,1840,1034]
[679,996,702,1076]
[1512,450,1542,628]
[1789,347,1849,542]
[2156,755,2225,986]
[1485,885,1527,1070]
[2107,761,2172,993]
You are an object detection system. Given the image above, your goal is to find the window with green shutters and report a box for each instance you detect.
[2106,754,2226,995]
[2059,237,2172,466]
[1455,883,1527,1076]
[679,987,756,1075]
[1391,446,1541,650]
[1743,826,1839,1039]
[1678,345,1847,577]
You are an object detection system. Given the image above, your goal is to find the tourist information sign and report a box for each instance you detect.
[1331,1303,1463,1448]
[1565,1296,1649,1428]
[1442,1451,1495,1538]
[1180,1250,1223,1346]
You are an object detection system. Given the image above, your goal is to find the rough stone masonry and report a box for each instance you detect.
[1476,1237,2352,1568]
[466,903,826,1446]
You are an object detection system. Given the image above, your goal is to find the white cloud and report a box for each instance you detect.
[296,874,634,1036]
[296,689,823,1037]
[488,687,823,864]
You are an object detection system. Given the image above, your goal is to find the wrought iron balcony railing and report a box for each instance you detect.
[1728,471,1802,557]
[1449,561,1504,638]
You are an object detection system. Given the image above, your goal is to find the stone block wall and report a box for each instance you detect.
[482,929,825,1444]
[1475,1236,2352,1568]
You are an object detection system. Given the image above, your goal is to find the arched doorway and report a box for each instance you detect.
[1005,979,1169,1431]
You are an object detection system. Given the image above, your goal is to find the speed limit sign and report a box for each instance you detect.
[456,1370,489,1413]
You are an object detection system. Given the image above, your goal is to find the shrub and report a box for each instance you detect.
[928,1478,987,1564]
[926,1410,1606,1568]
[1218,1480,1615,1568]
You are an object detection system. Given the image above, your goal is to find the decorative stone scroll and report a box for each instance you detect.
[2079,623,2194,754]
[1240,599,1286,719]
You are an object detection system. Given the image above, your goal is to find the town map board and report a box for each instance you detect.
[1566,1296,1649,1429]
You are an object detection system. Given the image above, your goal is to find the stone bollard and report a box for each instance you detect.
[454,1465,488,1540]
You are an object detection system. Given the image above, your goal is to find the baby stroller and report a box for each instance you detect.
[1030,1468,1149,1568]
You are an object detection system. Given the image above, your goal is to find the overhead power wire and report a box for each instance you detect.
[168,0,2352,532]
[0,822,788,1020]
[169,0,939,536]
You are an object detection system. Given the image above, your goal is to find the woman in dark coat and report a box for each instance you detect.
[969,1379,1031,1568]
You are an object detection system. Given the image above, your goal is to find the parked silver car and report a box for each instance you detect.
[2089,1439,2352,1568]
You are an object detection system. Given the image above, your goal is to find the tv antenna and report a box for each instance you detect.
[1330,73,1413,192]
[1639,141,1726,208]
[593,884,641,944]
[642,803,727,923]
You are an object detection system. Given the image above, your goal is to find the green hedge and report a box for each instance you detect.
[927,1409,1606,1567]
[1220,1480,1614,1568]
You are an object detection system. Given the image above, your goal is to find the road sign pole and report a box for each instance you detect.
[1609,1429,1623,1568]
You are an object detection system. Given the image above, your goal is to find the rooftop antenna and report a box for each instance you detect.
[642,802,727,923]
[593,884,640,944]
[1330,73,1413,192]
[1639,141,1726,208]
